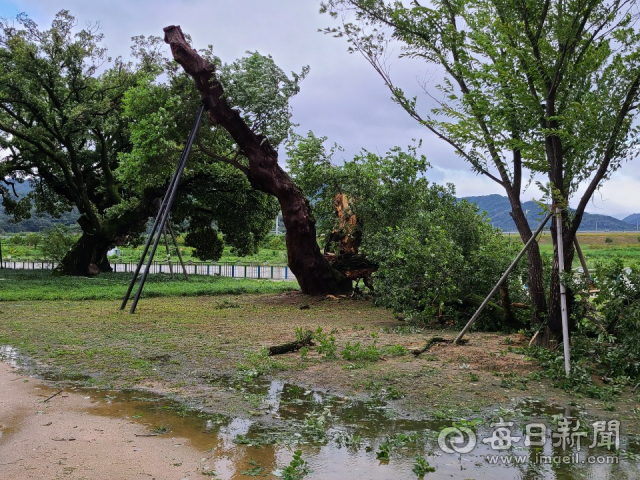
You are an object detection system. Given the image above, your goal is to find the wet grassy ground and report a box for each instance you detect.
[1,288,638,428]
[1,271,640,478]
[5,292,640,479]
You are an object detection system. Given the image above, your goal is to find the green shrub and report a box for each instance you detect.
[527,260,640,396]
[263,234,286,251]
[24,232,43,248]
[40,225,78,261]
[8,234,25,245]
[368,195,523,327]
[313,327,337,359]
[341,341,381,361]
[589,260,640,378]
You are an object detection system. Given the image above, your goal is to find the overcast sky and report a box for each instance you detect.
[1,0,638,218]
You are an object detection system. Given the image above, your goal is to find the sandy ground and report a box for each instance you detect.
[0,363,213,480]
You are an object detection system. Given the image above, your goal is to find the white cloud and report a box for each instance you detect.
[3,0,639,217]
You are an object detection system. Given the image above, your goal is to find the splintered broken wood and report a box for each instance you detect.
[412,337,467,356]
[268,333,313,356]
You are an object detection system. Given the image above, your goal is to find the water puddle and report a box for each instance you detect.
[2,346,639,479]
[0,345,19,367]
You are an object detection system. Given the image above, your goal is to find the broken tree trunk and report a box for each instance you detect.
[324,193,362,255]
[164,25,351,295]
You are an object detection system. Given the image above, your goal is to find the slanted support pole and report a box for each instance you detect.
[167,221,189,281]
[121,103,204,313]
[454,212,552,344]
[573,237,592,287]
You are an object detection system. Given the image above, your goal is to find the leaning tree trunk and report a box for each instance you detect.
[508,193,551,344]
[164,25,351,295]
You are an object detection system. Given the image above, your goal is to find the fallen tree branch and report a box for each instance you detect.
[43,389,63,403]
[412,337,450,356]
[268,333,313,356]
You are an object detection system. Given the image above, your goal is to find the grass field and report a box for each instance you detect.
[0,240,288,265]
[0,270,296,302]
[536,232,640,246]
[504,232,640,266]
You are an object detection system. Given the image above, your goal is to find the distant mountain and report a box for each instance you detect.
[623,213,640,226]
[1,181,78,233]
[7,182,32,196]
[464,194,633,232]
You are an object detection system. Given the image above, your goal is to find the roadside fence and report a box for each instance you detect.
[0,260,296,282]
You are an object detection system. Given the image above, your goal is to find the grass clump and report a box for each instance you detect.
[236,348,286,380]
[312,327,338,359]
[341,341,381,361]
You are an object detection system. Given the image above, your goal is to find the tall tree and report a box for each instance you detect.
[163,26,352,295]
[119,45,293,261]
[321,0,640,344]
[0,11,154,275]
[0,15,284,275]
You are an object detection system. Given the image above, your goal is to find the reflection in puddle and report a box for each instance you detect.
[0,345,19,367]
[2,346,639,479]
[61,381,640,480]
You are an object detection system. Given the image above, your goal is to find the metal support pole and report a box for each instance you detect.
[167,221,189,281]
[162,225,174,279]
[454,211,552,344]
[573,237,592,287]
[556,207,571,377]
[121,103,204,312]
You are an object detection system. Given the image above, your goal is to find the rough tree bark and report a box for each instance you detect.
[504,185,550,345]
[323,193,362,255]
[57,232,113,276]
[56,192,160,276]
[163,25,351,295]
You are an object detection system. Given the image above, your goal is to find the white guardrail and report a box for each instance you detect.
[0,260,297,282]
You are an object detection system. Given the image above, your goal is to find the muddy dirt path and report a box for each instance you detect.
[0,363,212,479]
